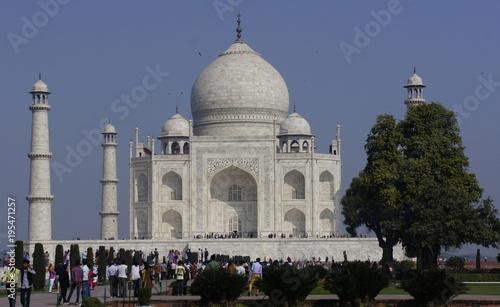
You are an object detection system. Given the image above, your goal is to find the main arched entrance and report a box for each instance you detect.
[209,166,257,238]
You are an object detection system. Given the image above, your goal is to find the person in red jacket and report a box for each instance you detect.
[65,260,83,305]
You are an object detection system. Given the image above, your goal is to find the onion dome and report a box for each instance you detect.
[103,123,117,134]
[190,15,289,136]
[30,74,50,93]
[161,113,189,137]
[279,112,311,135]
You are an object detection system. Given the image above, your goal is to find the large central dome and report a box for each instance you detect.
[190,39,290,136]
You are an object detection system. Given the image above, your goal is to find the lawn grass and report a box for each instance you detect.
[464,283,500,295]
[312,283,500,296]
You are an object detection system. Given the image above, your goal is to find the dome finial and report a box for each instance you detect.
[176,104,178,114]
[293,103,296,113]
[236,11,242,42]
[414,66,416,74]
[39,72,41,80]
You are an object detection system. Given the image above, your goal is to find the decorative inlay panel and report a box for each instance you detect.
[207,158,259,179]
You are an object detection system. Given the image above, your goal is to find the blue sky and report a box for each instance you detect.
[1,0,499,256]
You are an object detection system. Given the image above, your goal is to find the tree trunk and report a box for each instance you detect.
[420,245,439,270]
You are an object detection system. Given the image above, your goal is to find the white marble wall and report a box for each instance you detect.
[25,238,409,264]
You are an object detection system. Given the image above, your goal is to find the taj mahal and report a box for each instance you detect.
[24,17,415,262]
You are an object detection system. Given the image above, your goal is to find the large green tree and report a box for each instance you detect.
[344,103,500,269]
[342,114,402,262]
[398,103,492,269]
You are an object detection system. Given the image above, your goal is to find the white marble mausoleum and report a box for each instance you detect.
[129,23,342,241]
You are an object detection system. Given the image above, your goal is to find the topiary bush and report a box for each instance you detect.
[70,244,80,271]
[98,246,106,283]
[55,244,64,265]
[133,250,142,267]
[87,247,94,271]
[446,256,464,270]
[476,249,481,271]
[125,250,132,273]
[191,266,248,306]
[400,269,468,306]
[108,247,114,266]
[324,260,389,307]
[82,297,102,307]
[255,264,328,307]
[33,243,46,290]
[138,287,152,306]
[15,240,24,270]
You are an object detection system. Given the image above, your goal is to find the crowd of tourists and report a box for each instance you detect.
[1,247,339,306]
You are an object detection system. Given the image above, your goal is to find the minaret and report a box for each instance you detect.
[99,123,119,240]
[404,67,426,110]
[27,75,53,241]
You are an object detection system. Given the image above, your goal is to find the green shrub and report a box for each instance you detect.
[133,250,142,266]
[255,264,328,307]
[82,297,102,307]
[70,244,80,271]
[446,256,464,269]
[476,249,481,271]
[98,246,106,283]
[191,252,198,264]
[138,287,152,306]
[191,266,247,306]
[496,253,500,263]
[55,244,64,265]
[399,260,415,271]
[324,260,389,307]
[15,240,24,270]
[400,269,467,306]
[125,250,132,273]
[87,247,94,271]
[108,247,114,265]
[450,273,500,282]
[119,248,126,264]
[33,243,46,290]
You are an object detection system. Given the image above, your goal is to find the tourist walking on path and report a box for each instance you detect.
[81,259,91,299]
[58,264,70,305]
[107,258,118,298]
[19,259,36,307]
[65,259,83,305]
[131,260,141,297]
[141,261,153,290]
[54,260,64,293]
[175,261,186,296]
[48,263,56,293]
[249,258,262,296]
[117,259,129,297]
[2,265,20,307]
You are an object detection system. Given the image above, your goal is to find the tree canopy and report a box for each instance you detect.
[342,102,500,269]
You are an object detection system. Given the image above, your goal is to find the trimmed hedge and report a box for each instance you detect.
[33,243,46,290]
[98,246,106,283]
[15,240,24,270]
[55,244,64,265]
[450,273,500,282]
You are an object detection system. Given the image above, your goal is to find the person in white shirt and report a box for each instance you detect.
[130,260,141,297]
[81,260,91,299]
[235,261,246,275]
[117,260,129,298]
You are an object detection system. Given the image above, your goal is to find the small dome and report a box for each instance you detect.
[405,73,425,86]
[279,112,311,135]
[103,123,116,134]
[161,113,189,137]
[31,79,50,92]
